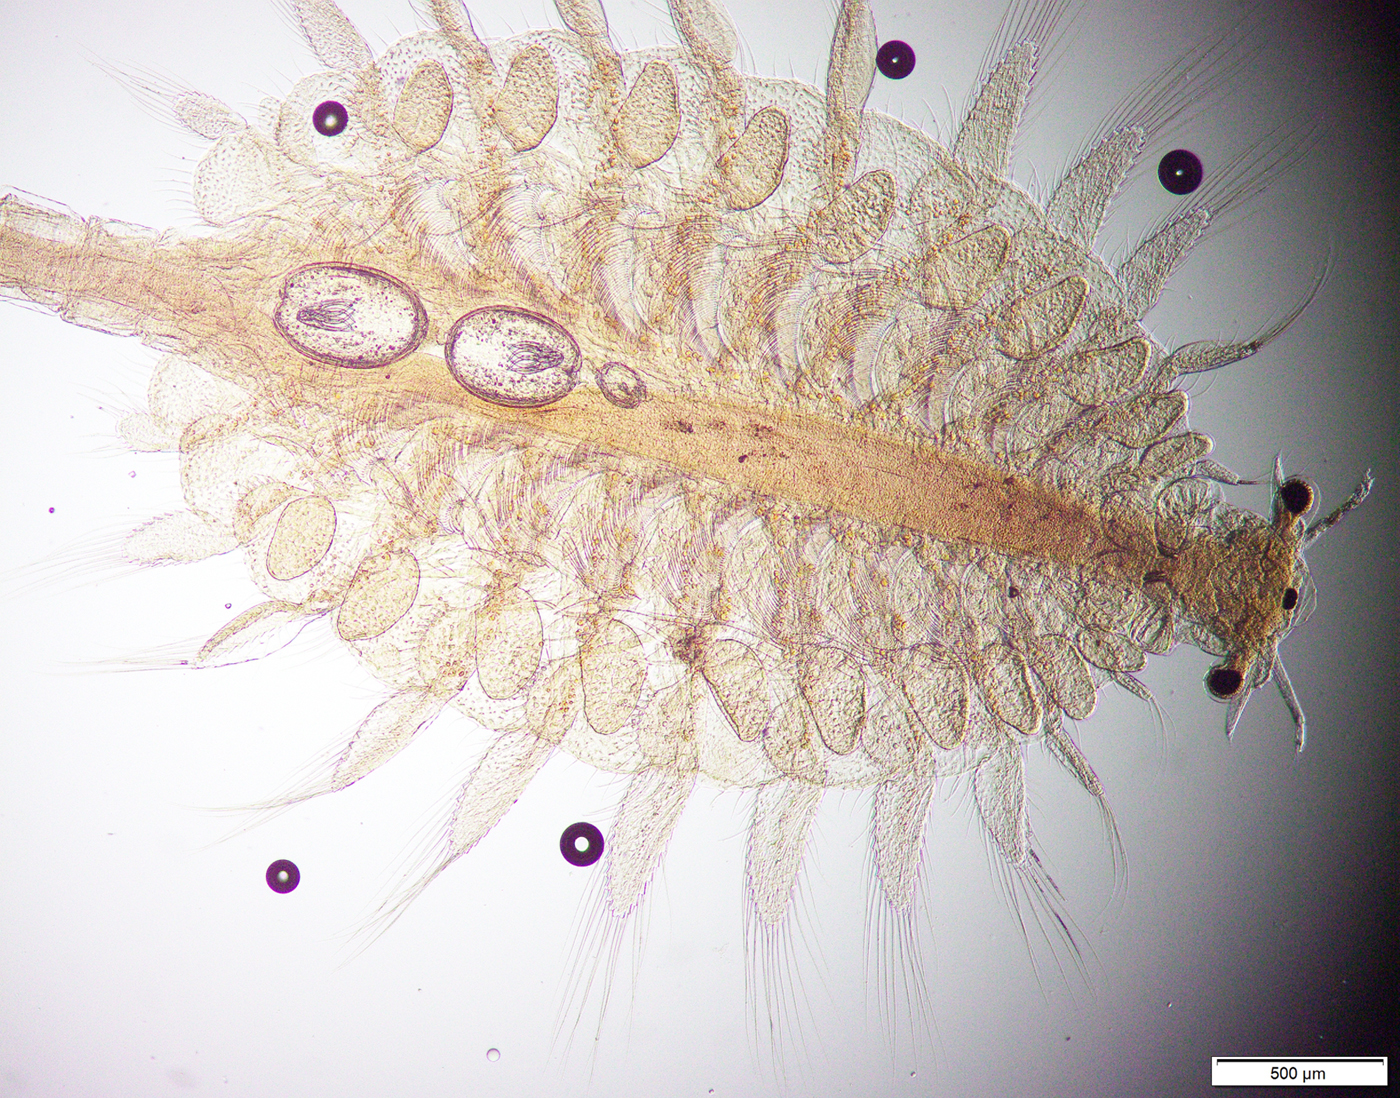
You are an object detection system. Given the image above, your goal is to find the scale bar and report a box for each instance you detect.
[1212,1057,1387,1087]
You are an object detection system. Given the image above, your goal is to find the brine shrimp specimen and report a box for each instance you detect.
[0,0,1372,1067]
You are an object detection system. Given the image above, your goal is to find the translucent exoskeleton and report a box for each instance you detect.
[0,0,1394,1094]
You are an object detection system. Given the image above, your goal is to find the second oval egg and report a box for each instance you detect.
[445,306,581,408]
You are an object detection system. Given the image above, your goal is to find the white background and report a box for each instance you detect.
[0,1,1395,1095]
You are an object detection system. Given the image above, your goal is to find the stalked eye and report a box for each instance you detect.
[1282,587,1299,611]
[597,361,647,408]
[312,100,348,136]
[1279,477,1315,516]
[876,40,916,80]
[445,306,581,407]
[1206,665,1244,699]
[1158,149,1203,195]
[274,263,428,368]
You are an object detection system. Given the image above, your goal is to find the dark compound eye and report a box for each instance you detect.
[265,859,300,893]
[1282,587,1299,611]
[1206,666,1244,699]
[876,40,916,80]
[560,822,604,867]
[1158,149,1203,195]
[312,100,349,137]
[1279,478,1314,516]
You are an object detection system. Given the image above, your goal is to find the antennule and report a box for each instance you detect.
[1272,657,1307,753]
[1303,471,1373,548]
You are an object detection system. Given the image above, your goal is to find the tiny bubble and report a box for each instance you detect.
[265,859,300,893]
[1158,149,1203,195]
[225,603,233,609]
[129,471,136,478]
[312,100,349,136]
[876,40,916,80]
[560,822,604,867]
[485,1048,501,1063]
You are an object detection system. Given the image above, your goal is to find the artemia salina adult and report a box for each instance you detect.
[0,0,1389,1088]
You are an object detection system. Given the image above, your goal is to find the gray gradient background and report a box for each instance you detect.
[0,0,1395,1095]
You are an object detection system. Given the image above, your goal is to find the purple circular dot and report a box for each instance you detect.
[312,100,348,137]
[876,40,916,80]
[1158,149,1203,195]
[559,822,604,867]
[266,859,300,893]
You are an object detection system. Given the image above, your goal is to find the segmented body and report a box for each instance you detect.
[0,0,1377,1066]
